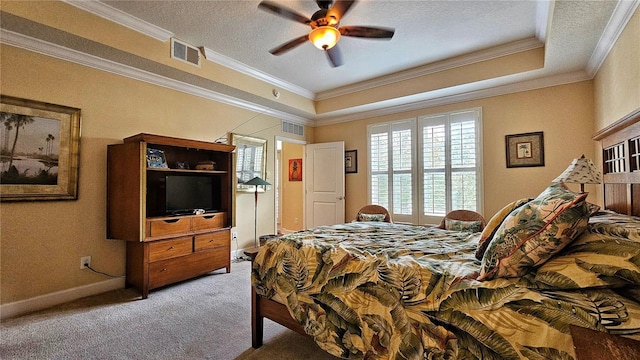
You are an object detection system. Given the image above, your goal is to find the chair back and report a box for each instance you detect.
[356,205,392,223]
[438,210,486,230]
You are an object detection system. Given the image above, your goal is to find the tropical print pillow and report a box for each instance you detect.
[445,219,482,232]
[527,211,640,289]
[475,197,532,260]
[478,182,590,280]
[358,213,386,222]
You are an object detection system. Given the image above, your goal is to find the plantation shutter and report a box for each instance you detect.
[368,119,416,222]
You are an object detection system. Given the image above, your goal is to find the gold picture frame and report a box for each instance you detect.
[505,131,544,168]
[1,95,81,201]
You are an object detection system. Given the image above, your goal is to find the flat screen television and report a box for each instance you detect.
[165,174,220,215]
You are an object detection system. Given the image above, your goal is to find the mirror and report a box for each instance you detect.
[230,133,267,192]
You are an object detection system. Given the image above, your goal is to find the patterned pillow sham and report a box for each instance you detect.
[478,182,590,281]
[358,213,386,222]
[445,219,482,232]
[475,197,532,260]
[528,211,640,289]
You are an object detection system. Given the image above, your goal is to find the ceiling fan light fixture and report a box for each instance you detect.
[309,26,340,50]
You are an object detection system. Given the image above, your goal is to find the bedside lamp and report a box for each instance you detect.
[553,155,602,193]
[244,176,271,247]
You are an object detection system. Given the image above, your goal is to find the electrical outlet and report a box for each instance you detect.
[231,228,238,241]
[80,256,91,269]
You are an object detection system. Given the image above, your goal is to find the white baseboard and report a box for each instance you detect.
[1,278,125,320]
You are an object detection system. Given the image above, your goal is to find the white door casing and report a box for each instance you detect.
[305,142,345,227]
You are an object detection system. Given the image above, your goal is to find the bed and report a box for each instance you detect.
[250,114,640,359]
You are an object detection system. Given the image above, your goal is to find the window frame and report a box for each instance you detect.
[367,119,417,224]
[367,108,483,225]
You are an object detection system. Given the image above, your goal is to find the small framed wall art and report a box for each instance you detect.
[289,158,302,181]
[345,149,357,173]
[505,131,545,168]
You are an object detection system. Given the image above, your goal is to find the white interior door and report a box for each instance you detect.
[305,141,345,227]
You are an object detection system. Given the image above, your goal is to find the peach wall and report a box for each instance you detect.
[0,44,308,305]
[281,142,305,231]
[594,9,640,131]
[314,81,596,222]
[0,0,316,116]
[592,8,639,206]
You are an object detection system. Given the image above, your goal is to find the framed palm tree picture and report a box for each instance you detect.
[0,95,81,201]
[505,131,544,168]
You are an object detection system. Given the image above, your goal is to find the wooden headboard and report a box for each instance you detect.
[592,109,640,216]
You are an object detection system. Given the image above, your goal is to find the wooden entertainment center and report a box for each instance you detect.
[107,133,235,298]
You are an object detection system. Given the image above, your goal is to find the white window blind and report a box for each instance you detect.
[422,119,447,215]
[370,130,389,209]
[236,145,263,183]
[368,108,482,225]
[368,119,415,222]
[419,109,482,223]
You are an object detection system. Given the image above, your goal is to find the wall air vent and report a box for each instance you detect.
[171,38,201,67]
[282,121,304,136]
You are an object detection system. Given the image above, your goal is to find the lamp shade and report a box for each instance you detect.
[553,155,602,191]
[309,26,340,50]
[244,176,271,187]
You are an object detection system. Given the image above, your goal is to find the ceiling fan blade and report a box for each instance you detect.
[339,26,395,39]
[328,1,356,21]
[326,45,343,67]
[269,35,309,55]
[258,1,311,25]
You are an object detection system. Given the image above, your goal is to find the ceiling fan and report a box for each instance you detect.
[258,0,395,67]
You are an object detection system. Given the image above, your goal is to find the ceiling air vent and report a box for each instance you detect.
[282,121,304,136]
[171,38,201,67]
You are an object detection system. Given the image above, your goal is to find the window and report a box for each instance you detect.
[368,119,416,223]
[368,109,482,224]
[231,134,267,192]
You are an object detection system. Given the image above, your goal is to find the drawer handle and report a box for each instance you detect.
[168,246,174,250]
[209,239,215,243]
[203,215,216,219]
[163,219,180,224]
[161,268,167,272]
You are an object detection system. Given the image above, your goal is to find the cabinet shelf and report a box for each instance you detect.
[146,167,228,175]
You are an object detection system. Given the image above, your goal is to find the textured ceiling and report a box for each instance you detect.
[97,1,618,95]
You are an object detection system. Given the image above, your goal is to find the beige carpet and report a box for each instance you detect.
[0,260,340,360]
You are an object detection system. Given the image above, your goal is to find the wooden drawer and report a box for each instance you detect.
[194,230,229,251]
[192,212,226,231]
[147,217,191,237]
[148,249,229,289]
[148,237,192,262]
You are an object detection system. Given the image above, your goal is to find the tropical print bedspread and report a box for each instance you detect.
[251,213,640,360]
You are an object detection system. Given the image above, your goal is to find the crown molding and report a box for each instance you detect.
[586,0,639,77]
[201,47,315,100]
[0,29,313,126]
[313,70,592,126]
[65,0,315,100]
[2,0,629,129]
[0,26,594,129]
[62,0,631,113]
[61,0,546,104]
[62,0,173,41]
[315,37,544,101]
[535,0,553,43]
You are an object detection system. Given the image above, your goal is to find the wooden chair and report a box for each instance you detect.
[356,205,392,223]
[438,210,486,230]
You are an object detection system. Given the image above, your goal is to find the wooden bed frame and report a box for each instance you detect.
[593,108,640,216]
[251,110,640,349]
